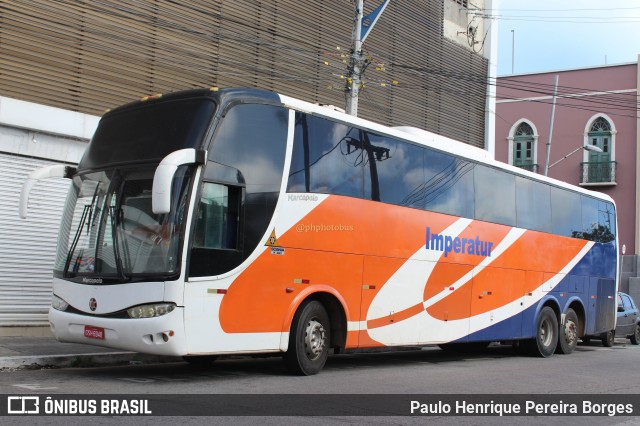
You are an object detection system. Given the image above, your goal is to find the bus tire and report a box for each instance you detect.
[283,300,330,376]
[556,308,578,355]
[602,330,615,347]
[523,306,558,357]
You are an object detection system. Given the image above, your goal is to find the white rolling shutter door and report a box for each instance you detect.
[0,153,72,326]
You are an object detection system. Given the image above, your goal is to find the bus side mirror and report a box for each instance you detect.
[152,148,206,214]
[20,165,75,219]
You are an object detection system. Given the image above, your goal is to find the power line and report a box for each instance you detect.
[481,7,640,12]
[11,0,640,123]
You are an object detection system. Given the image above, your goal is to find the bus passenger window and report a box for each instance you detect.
[579,196,599,241]
[474,165,516,226]
[189,182,242,277]
[193,183,239,250]
[423,150,475,218]
[598,201,616,243]
[515,176,551,233]
[288,113,364,199]
[550,187,581,238]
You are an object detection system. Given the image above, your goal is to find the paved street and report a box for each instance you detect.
[1,340,640,425]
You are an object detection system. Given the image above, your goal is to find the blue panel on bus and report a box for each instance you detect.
[460,241,616,343]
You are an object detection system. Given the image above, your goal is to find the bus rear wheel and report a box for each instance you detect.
[556,308,578,355]
[284,300,330,376]
[522,306,558,357]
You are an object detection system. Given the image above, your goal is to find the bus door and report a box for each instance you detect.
[586,277,616,335]
[183,176,244,354]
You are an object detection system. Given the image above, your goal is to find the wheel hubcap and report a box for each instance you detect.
[564,320,577,344]
[540,318,552,347]
[304,319,326,360]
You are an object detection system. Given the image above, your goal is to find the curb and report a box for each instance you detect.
[0,353,182,370]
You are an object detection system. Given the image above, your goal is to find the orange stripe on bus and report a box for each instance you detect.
[422,222,511,300]
[220,196,459,338]
[277,196,457,258]
[366,302,424,329]
[427,232,589,321]
[219,249,363,333]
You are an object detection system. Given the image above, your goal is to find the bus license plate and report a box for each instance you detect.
[84,325,105,340]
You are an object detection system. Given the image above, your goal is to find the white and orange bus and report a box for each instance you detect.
[21,88,618,375]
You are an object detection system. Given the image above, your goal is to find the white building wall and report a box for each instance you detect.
[0,97,98,330]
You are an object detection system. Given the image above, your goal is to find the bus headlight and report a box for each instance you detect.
[51,294,69,311]
[127,303,176,319]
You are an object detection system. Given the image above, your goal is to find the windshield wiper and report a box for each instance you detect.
[85,182,101,235]
[64,204,91,277]
[109,206,129,282]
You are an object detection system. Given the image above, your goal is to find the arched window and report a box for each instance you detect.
[513,122,535,171]
[584,116,615,184]
[589,117,611,154]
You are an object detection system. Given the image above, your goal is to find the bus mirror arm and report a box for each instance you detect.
[152,148,206,214]
[20,165,75,219]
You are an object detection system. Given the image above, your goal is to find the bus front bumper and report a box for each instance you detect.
[48,307,187,357]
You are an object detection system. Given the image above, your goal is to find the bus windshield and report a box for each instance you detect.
[54,166,192,282]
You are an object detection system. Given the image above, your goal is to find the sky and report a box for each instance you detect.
[495,0,640,75]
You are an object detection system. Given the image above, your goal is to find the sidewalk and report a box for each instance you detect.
[0,336,180,370]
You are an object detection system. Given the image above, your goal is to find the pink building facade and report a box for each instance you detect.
[495,58,640,292]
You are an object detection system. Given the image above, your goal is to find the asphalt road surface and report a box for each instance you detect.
[2,339,640,425]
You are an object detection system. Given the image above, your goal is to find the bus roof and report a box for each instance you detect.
[96,87,614,206]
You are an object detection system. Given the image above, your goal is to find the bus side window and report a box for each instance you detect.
[189,182,242,277]
[598,200,616,243]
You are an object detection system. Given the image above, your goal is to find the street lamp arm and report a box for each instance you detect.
[547,144,603,170]
[547,146,583,169]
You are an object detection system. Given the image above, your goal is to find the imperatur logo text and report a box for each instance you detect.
[425,227,494,258]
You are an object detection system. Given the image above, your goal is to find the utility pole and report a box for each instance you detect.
[346,0,365,116]
[345,0,390,116]
[511,30,515,74]
[544,75,560,176]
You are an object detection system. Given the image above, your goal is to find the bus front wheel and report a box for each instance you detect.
[283,300,330,376]
[522,306,558,357]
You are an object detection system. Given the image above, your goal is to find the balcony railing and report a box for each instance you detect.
[580,161,617,185]
[514,163,538,173]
